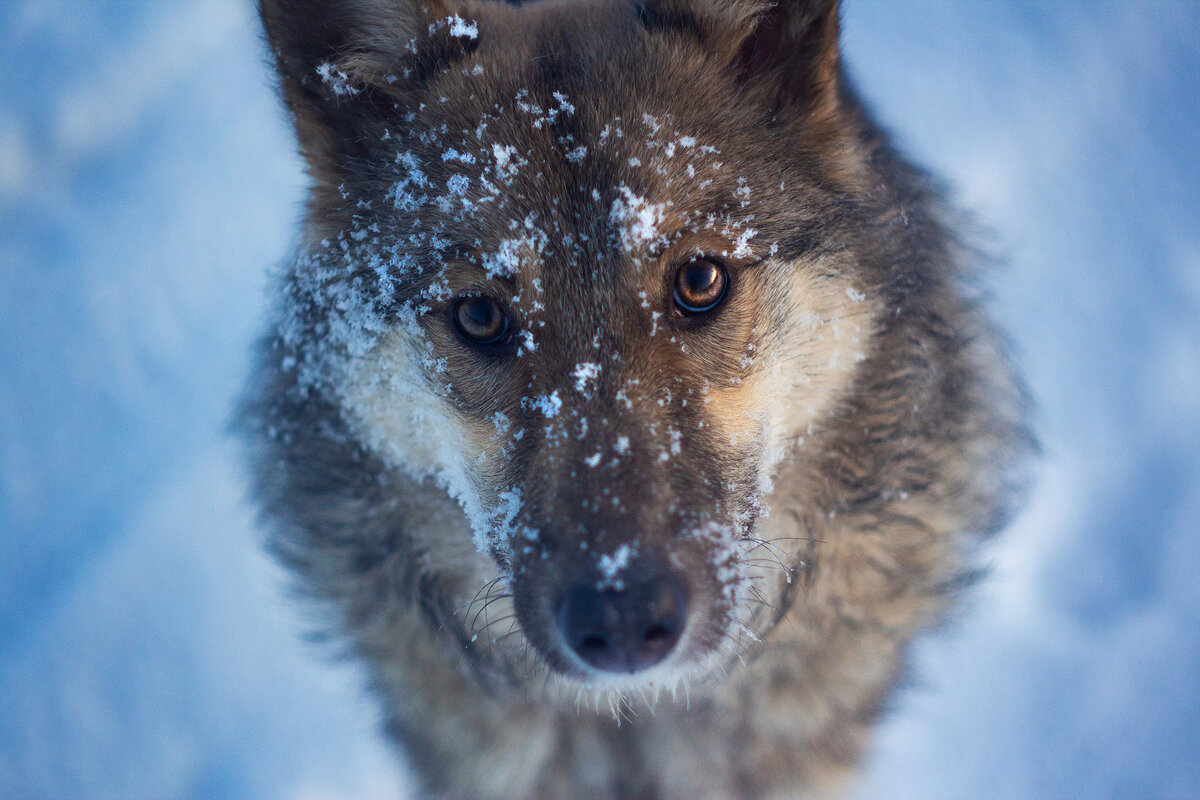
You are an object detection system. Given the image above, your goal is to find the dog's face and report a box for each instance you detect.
[265,0,877,693]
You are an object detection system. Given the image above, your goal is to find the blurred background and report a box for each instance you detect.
[1,1,1197,797]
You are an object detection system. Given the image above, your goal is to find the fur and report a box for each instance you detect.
[242,1,1033,797]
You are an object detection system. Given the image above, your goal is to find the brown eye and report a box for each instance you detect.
[452,296,511,345]
[673,257,728,314]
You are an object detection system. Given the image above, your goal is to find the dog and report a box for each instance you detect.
[242,0,1032,797]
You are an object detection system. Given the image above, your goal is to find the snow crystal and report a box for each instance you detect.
[527,390,562,418]
[734,178,752,204]
[515,89,575,129]
[315,62,359,97]
[447,14,478,39]
[441,148,476,165]
[609,186,668,253]
[691,521,748,602]
[493,488,522,534]
[514,88,542,116]
[518,329,536,354]
[387,151,429,212]
[491,143,522,182]
[573,362,601,394]
[552,91,575,115]
[482,230,546,278]
[597,544,635,589]
[732,228,758,258]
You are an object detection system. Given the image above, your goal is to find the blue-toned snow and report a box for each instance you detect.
[1,1,1197,797]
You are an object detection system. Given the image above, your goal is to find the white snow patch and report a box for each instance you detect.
[442,148,476,165]
[447,14,478,39]
[518,329,537,355]
[482,229,546,278]
[598,544,635,589]
[515,89,575,129]
[491,143,524,183]
[528,390,562,418]
[573,362,601,394]
[316,62,359,97]
[690,521,747,603]
[732,227,758,258]
[610,186,668,253]
[552,91,575,115]
[493,488,523,538]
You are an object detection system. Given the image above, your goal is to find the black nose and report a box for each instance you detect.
[557,561,688,674]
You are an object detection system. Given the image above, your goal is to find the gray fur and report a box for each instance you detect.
[242,0,1033,797]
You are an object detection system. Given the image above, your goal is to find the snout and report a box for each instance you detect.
[556,558,688,674]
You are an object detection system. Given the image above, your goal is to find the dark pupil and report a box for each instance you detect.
[458,297,504,342]
[676,260,725,311]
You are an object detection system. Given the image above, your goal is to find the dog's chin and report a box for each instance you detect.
[555,657,697,695]
[535,655,708,716]
[528,613,742,703]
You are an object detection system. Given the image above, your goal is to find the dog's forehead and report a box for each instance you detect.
[354,1,829,357]
[401,42,757,292]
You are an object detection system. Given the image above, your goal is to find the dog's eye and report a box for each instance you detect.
[452,296,511,346]
[673,257,728,315]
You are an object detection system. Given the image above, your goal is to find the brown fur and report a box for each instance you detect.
[243,1,1032,797]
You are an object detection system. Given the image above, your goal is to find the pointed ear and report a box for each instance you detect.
[637,0,841,122]
[259,0,477,176]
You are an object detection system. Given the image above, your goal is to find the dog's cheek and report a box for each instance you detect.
[342,331,462,469]
[758,259,879,447]
[338,329,509,537]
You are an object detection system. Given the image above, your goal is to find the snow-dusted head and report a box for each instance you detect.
[260,0,878,694]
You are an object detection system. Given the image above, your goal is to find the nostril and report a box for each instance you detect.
[556,561,688,674]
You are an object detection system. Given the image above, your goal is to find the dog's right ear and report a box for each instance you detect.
[260,0,476,178]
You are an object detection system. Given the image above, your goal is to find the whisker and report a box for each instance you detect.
[471,612,518,642]
[455,575,504,619]
[742,535,791,560]
[479,620,523,659]
[759,535,825,545]
[748,584,776,612]
[468,588,512,633]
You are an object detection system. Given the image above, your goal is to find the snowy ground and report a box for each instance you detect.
[1,1,1197,797]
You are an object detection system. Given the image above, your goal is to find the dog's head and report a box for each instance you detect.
[263,0,881,694]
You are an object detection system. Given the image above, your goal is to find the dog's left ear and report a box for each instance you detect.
[260,0,479,179]
[637,0,841,122]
